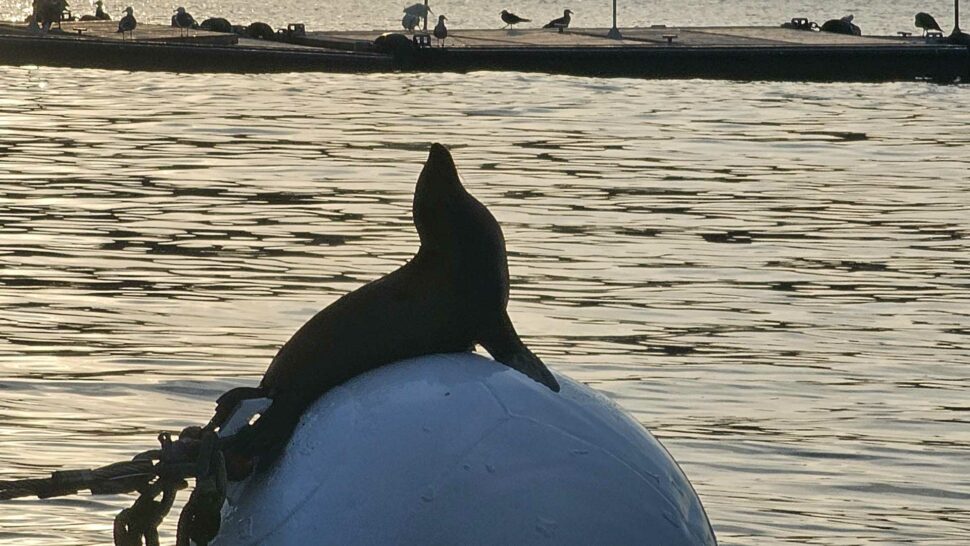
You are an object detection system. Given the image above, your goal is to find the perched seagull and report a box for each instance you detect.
[501,10,529,29]
[433,14,447,46]
[172,6,196,36]
[914,12,942,36]
[95,0,110,19]
[402,12,421,31]
[81,0,110,20]
[116,6,135,39]
[543,9,573,31]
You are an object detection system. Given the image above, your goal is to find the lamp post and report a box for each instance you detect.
[607,0,622,39]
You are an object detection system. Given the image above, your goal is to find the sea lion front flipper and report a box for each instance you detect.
[480,312,560,392]
[220,395,305,475]
[206,386,267,431]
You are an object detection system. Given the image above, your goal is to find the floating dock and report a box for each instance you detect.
[1,22,967,82]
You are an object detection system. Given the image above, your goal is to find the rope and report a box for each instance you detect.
[0,459,156,500]
[0,387,269,545]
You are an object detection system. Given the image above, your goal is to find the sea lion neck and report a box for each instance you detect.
[413,143,471,249]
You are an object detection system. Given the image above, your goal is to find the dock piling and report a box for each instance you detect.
[607,0,622,39]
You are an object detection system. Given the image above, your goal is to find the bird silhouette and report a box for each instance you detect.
[434,14,447,46]
[116,6,135,39]
[172,6,196,37]
[501,10,529,29]
[95,0,110,19]
[403,3,432,18]
[402,13,420,31]
[543,9,573,31]
[914,12,942,36]
[80,0,110,20]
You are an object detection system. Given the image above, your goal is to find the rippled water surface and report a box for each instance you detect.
[0,64,968,544]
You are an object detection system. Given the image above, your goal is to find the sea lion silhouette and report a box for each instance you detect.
[216,143,560,471]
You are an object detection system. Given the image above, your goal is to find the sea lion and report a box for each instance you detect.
[217,143,559,471]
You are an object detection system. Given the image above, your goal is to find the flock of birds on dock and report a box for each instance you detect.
[24,1,963,46]
[399,3,575,45]
[27,0,279,41]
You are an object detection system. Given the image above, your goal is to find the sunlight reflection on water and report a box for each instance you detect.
[0,66,968,543]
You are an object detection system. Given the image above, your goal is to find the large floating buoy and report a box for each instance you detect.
[213,353,716,545]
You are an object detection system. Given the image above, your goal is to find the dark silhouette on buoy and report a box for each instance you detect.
[914,12,942,36]
[543,9,573,31]
[246,21,275,40]
[501,10,530,29]
[434,14,448,46]
[212,144,560,476]
[199,17,232,33]
[820,14,861,36]
[171,6,197,36]
[116,6,135,39]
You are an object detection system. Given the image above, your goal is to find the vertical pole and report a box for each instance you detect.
[956,0,961,32]
[424,0,429,31]
[607,0,622,38]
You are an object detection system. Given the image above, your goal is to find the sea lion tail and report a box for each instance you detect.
[481,313,561,392]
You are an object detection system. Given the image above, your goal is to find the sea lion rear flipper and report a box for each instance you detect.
[480,313,560,393]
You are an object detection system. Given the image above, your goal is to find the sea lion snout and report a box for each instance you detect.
[421,143,462,188]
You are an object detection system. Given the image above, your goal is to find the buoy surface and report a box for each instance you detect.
[213,353,716,545]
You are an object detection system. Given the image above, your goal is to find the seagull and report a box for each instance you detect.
[81,0,110,20]
[116,6,135,39]
[172,6,196,37]
[95,0,110,20]
[433,14,447,46]
[914,12,942,36]
[402,13,420,31]
[543,9,573,32]
[501,10,529,29]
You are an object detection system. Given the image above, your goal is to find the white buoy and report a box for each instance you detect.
[213,353,716,545]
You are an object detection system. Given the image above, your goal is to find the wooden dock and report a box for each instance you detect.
[0,22,966,82]
[302,26,933,49]
[298,27,970,82]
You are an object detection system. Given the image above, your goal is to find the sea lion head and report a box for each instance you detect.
[413,143,501,253]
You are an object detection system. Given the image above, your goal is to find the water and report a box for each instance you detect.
[1,1,970,542]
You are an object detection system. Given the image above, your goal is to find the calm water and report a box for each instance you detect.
[1,6,970,543]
